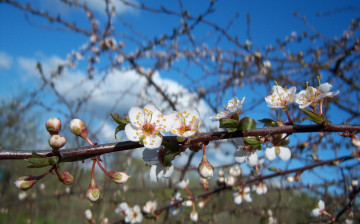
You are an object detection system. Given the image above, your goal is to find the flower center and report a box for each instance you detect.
[142,123,155,136]
[178,125,192,135]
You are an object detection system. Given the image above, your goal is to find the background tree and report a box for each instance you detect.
[0,0,359,223]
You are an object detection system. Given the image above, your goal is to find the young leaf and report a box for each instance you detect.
[239,117,257,131]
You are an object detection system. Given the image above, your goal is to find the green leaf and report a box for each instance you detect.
[110,112,130,138]
[239,117,257,131]
[25,156,59,168]
[258,118,278,127]
[110,112,129,125]
[219,118,240,129]
[301,109,325,125]
[163,146,181,167]
[228,128,238,133]
[114,125,125,139]
[243,136,261,146]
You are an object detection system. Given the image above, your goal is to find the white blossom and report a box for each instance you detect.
[234,147,258,167]
[253,183,268,195]
[318,82,339,98]
[125,104,175,149]
[84,209,93,221]
[265,85,296,109]
[295,86,320,109]
[125,205,143,224]
[229,165,242,177]
[170,108,200,138]
[143,200,157,214]
[225,176,236,187]
[18,192,28,201]
[233,187,252,205]
[190,210,198,222]
[265,146,291,161]
[286,176,295,183]
[210,96,245,121]
[142,147,174,182]
[311,200,325,217]
[176,179,189,190]
[182,200,193,207]
[115,202,129,216]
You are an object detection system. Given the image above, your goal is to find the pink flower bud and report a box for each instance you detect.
[58,171,74,185]
[14,176,38,191]
[45,117,62,135]
[198,155,214,179]
[108,171,130,184]
[87,179,100,202]
[70,119,94,145]
[48,135,67,150]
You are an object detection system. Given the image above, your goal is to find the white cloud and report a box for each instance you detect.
[0,51,13,70]
[17,52,232,166]
[39,0,138,18]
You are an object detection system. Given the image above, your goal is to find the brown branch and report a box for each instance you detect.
[1,124,359,161]
[334,186,360,222]
[154,155,354,215]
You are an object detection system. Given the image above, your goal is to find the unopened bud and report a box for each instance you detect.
[218,176,225,185]
[59,172,74,185]
[198,155,214,179]
[182,200,193,207]
[351,180,358,188]
[70,119,94,145]
[14,176,38,191]
[286,176,295,183]
[45,117,61,135]
[84,209,93,221]
[108,172,130,184]
[87,179,100,202]
[48,135,67,150]
[101,218,109,224]
[190,210,198,222]
[198,201,205,209]
[225,176,236,187]
[351,135,360,148]
[218,169,225,177]
[229,165,241,177]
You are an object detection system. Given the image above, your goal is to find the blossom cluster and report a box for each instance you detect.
[125,104,200,149]
[114,201,158,224]
[265,81,339,110]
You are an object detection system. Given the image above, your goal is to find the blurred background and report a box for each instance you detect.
[0,0,359,223]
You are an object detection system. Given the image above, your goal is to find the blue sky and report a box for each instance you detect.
[0,0,359,185]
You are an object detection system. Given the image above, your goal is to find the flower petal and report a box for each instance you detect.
[244,194,252,202]
[162,165,174,178]
[279,146,291,161]
[160,113,177,132]
[182,130,197,138]
[128,106,143,127]
[234,149,247,163]
[233,194,242,205]
[265,147,276,161]
[319,83,332,93]
[144,135,162,149]
[149,165,161,182]
[311,208,321,217]
[144,104,161,118]
[246,151,258,167]
[124,124,140,142]
[318,200,325,210]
